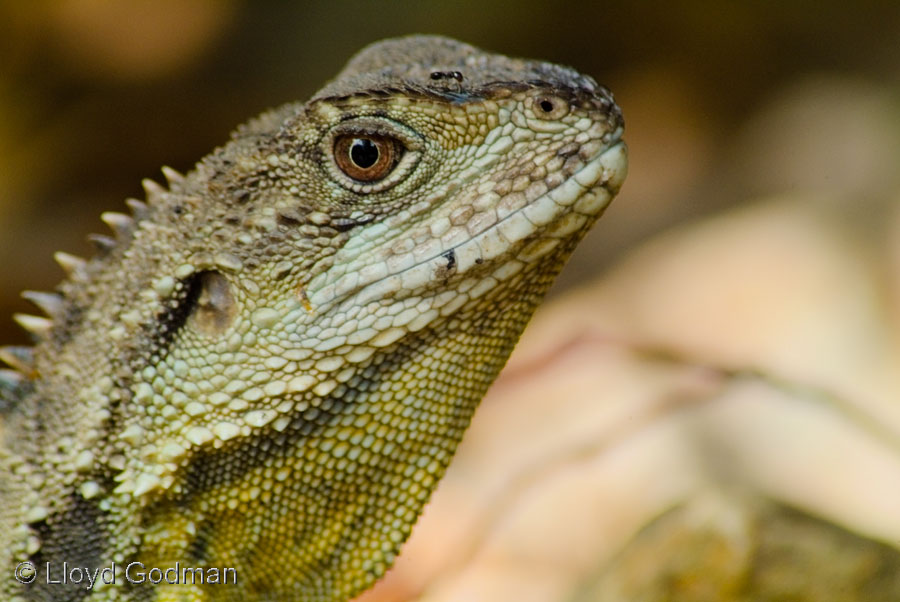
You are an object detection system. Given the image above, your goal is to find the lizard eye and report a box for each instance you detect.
[324,117,424,194]
[334,134,403,182]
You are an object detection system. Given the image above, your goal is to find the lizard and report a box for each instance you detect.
[0,34,627,602]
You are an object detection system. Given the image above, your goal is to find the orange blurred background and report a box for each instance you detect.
[3,3,900,600]
[3,1,898,333]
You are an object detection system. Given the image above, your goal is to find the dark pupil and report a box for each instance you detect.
[349,138,380,169]
[539,100,554,113]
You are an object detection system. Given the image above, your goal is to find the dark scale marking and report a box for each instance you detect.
[149,342,436,588]
[434,249,457,280]
[29,493,107,602]
[185,520,214,564]
[442,249,456,270]
[332,214,375,232]
[179,395,352,498]
[332,218,356,232]
[277,211,302,226]
[144,271,204,357]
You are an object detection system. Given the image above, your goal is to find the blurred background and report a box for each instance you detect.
[2,2,900,600]
[3,1,899,326]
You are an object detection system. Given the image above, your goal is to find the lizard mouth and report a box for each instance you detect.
[446,138,627,275]
[303,137,627,320]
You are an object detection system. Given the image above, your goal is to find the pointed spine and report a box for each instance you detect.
[100,211,135,239]
[0,346,34,374]
[0,368,24,389]
[161,165,184,187]
[88,234,116,253]
[54,251,87,277]
[13,314,53,340]
[126,198,149,220]
[142,178,167,205]
[21,290,64,320]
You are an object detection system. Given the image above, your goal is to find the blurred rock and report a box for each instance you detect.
[729,74,900,206]
[581,494,900,602]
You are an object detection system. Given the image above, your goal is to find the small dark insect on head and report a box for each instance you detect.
[429,71,464,82]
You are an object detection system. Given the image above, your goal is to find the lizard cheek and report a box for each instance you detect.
[322,116,424,194]
[187,271,238,336]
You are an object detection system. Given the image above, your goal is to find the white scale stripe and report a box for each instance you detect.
[308,141,626,312]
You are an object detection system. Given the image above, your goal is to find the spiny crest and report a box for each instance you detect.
[6,167,175,357]
[12,314,52,341]
[142,177,168,205]
[2,292,64,376]
[126,198,149,220]
[0,346,34,375]
[87,210,136,254]
[53,250,86,276]
[135,168,180,215]
[161,165,184,188]
[4,292,64,372]
[21,290,64,321]
[48,168,169,286]
[100,211,135,239]
[0,368,23,389]
[87,233,116,253]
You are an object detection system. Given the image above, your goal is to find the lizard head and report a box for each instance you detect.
[3,35,626,602]
[187,34,626,350]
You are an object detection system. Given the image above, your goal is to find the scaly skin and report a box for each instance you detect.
[0,35,626,601]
